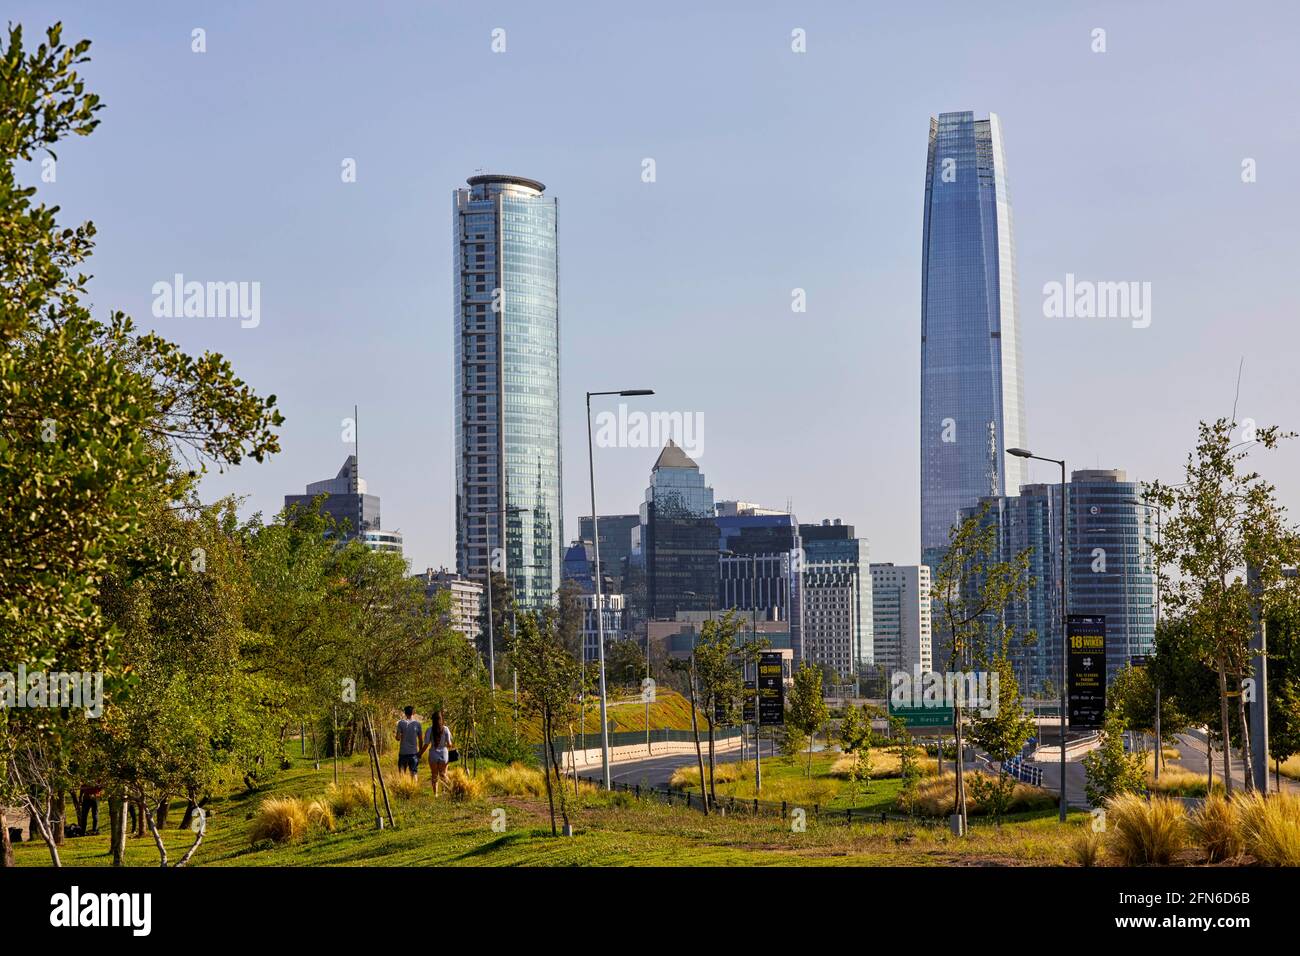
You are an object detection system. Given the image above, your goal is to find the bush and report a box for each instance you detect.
[1070,827,1106,867]
[1105,793,1186,865]
[1188,793,1242,863]
[482,762,547,797]
[387,773,422,800]
[326,780,373,817]
[1236,791,1300,866]
[304,798,335,833]
[1082,713,1147,806]
[446,767,486,802]
[475,724,539,766]
[251,797,309,844]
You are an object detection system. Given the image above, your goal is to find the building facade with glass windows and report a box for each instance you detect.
[453,174,562,611]
[800,520,873,675]
[635,441,718,622]
[920,112,1027,569]
[961,469,1155,694]
[717,513,804,659]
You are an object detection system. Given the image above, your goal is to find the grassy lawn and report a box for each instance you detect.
[512,688,703,739]
[13,750,1086,868]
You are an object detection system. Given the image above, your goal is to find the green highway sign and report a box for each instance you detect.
[888,703,955,728]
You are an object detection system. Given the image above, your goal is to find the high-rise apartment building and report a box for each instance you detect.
[869,563,933,676]
[453,174,561,610]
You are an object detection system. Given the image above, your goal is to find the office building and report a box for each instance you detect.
[635,440,718,621]
[961,468,1156,694]
[717,512,803,659]
[286,455,400,556]
[920,111,1027,569]
[578,514,639,591]
[800,519,873,677]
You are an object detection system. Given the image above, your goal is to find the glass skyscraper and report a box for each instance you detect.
[454,174,562,610]
[921,112,1027,567]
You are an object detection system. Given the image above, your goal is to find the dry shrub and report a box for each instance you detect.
[1188,793,1242,863]
[669,761,743,790]
[446,766,486,801]
[304,798,335,832]
[1071,827,1106,867]
[1236,791,1300,867]
[386,773,422,800]
[830,749,939,779]
[251,796,309,844]
[1105,793,1186,865]
[905,772,1054,816]
[483,762,547,797]
[326,780,373,817]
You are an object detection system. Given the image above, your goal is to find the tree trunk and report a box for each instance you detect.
[1236,683,1254,792]
[1216,663,1234,795]
[686,662,708,814]
[540,710,557,836]
[142,805,168,867]
[545,728,571,832]
[953,706,967,833]
[24,797,60,867]
[155,794,170,830]
[109,796,127,867]
[706,718,717,806]
[364,714,395,829]
[174,810,206,867]
[0,813,13,867]
[51,790,64,845]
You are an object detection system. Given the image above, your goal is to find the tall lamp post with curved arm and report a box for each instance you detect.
[586,388,655,790]
[1008,447,1069,823]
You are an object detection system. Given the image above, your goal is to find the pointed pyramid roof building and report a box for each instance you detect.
[652,439,699,472]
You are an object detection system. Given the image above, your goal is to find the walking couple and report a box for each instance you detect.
[395,706,455,793]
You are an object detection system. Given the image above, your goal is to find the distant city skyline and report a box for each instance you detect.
[19,1,1300,576]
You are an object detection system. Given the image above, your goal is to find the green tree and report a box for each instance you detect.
[1146,419,1300,793]
[931,504,1032,833]
[513,610,581,835]
[1082,711,1146,806]
[838,704,872,801]
[0,22,280,867]
[693,613,746,803]
[786,662,829,776]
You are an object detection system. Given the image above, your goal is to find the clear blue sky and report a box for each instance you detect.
[15,0,1300,574]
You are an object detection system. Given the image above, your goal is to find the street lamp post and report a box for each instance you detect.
[1009,447,1069,823]
[587,388,654,791]
[1126,497,1163,781]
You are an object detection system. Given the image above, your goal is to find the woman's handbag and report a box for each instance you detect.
[448,748,460,763]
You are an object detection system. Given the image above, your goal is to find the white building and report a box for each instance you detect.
[582,593,626,662]
[416,568,484,641]
[801,562,860,679]
[363,529,404,556]
[868,563,932,677]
